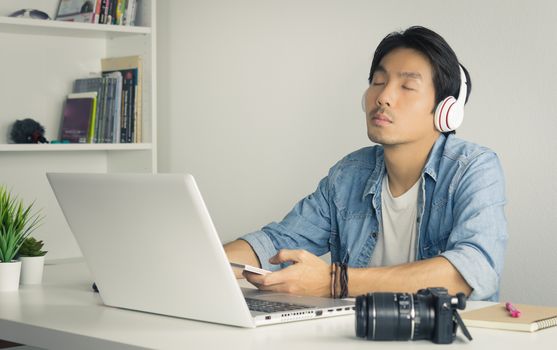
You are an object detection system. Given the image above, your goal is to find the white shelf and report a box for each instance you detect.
[0,16,151,38]
[0,143,153,152]
[0,0,157,260]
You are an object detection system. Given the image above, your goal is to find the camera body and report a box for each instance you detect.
[421,287,458,344]
[355,287,470,344]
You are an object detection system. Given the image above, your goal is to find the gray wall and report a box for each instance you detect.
[157,0,557,306]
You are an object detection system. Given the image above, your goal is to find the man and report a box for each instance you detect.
[225,26,507,301]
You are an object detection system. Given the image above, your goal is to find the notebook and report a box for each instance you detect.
[461,303,557,332]
[47,173,354,328]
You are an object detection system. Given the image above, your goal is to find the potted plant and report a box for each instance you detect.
[17,236,48,285]
[0,185,42,291]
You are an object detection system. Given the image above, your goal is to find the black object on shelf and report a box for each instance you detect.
[10,118,49,144]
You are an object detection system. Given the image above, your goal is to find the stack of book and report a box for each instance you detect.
[60,55,142,144]
[55,0,139,26]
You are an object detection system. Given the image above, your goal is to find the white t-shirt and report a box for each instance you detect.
[369,175,420,267]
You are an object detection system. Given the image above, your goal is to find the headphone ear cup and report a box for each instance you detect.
[435,65,468,132]
[434,96,463,132]
[361,91,367,113]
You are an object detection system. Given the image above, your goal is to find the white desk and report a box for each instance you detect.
[1,260,556,350]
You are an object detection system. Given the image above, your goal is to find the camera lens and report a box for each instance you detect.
[355,292,436,341]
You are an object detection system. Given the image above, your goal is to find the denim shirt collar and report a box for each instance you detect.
[362,133,448,199]
[422,133,449,182]
[363,146,386,200]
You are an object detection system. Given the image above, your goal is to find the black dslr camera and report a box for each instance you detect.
[355,287,473,344]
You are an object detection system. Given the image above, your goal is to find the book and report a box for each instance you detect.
[103,71,123,143]
[55,0,98,23]
[461,303,557,332]
[99,0,107,23]
[124,0,137,26]
[93,0,103,23]
[73,76,104,143]
[101,56,142,143]
[60,92,98,143]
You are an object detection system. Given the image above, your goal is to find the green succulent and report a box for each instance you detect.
[0,185,43,262]
[17,236,47,257]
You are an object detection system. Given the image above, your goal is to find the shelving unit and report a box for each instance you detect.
[0,0,157,259]
[0,143,153,152]
[0,15,152,36]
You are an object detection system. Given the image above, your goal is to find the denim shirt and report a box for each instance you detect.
[241,134,508,301]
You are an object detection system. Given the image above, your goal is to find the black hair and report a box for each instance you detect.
[368,26,472,134]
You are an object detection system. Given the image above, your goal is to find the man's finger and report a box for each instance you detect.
[244,266,297,288]
[243,270,282,288]
[256,281,292,294]
[269,249,306,265]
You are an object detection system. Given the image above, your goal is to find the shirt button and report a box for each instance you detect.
[372,232,378,239]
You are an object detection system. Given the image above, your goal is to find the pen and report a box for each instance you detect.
[505,302,521,318]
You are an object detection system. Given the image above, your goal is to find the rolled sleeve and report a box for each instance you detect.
[441,246,500,301]
[240,231,281,272]
[442,152,508,301]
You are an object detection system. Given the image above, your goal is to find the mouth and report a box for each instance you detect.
[370,110,393,126]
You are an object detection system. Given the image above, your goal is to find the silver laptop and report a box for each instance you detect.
[47,173,354,327]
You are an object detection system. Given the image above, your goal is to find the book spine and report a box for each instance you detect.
[98,77,109,143]
[94,79,104,143]
[109,76,119,142]
[107,0,117,25]
[130,0,138,26]
[125,73,134,143]
[113,74,123,143]
[106,0,113,24]
[135,80,141,143]
[99,0,107,24]
[121,74,132,143]
[99,76,114,143]
[116,0,124,25]
[103,77,116,143]
[129,84,136,143]
[94,0,103,24]
[104,0,111,24]
[88,96,98,143]
[124,0,133,25]
[112,0,119,24]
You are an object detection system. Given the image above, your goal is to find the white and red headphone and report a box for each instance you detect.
[362,65,468,133]
[434,65,468,132]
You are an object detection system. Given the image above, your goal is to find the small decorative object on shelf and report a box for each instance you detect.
[8,9,51,20]
[0,185,43,291]
[17,236,48,285]
[10,118,49,144]
[56,0,97,23]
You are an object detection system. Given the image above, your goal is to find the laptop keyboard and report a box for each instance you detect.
[245,298,313,313]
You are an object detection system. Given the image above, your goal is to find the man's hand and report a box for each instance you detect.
[224,240,261,279]
[243,249,330,297]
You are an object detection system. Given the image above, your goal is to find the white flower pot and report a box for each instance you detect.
[18,255,45,285]
[0,260,22,292]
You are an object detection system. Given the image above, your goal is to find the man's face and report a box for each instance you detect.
[364,48,439,146]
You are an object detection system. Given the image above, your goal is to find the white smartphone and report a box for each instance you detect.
[230,262,271,275]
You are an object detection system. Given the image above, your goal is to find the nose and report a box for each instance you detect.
[376,91,391,108]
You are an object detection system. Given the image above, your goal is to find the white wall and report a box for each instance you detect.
[157,0,557,306]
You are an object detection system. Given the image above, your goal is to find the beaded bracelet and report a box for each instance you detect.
[330,262,349,298]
